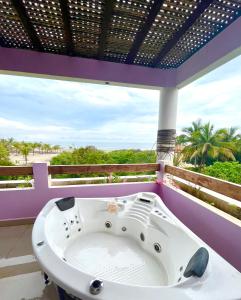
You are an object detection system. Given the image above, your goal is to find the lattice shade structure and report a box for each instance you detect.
[69,0,103,57]
[103,0,155,63]
[0,0,33,49]
[22,0,66,53]
[0,0,241,69]
[135,0,198,67]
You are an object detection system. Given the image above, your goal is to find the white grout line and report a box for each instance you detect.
[0,255,36,268]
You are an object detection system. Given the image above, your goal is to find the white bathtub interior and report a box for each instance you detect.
[65,232,168,286]
[43,193,200,287]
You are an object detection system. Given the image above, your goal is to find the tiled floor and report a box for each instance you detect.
[0,225,58,300]
[0,225,33,258]
[0,271,58,300]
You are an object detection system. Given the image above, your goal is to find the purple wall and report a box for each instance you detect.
[0,47,176,88]
[160,184,241,273]
[0,163,158,220]
[0,163,240,272]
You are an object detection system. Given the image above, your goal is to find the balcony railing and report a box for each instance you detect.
[0,163,240,202]
[0,162,240,218]
[48,163,159,175]
[165,165,241,201]
[0,166,33,176]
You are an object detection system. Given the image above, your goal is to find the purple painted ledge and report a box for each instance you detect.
[0,47,176,88]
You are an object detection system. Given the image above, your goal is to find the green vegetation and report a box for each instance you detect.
[51,146,156,178]
[0,142,12,166]
[107,149,156,164]
[51,146,109,166]
[203,162,241,184]
[18,142,32,164]
[0,138,61,166]
[51,147,156,166]
[178,120,240,169]
[176,121,241,219]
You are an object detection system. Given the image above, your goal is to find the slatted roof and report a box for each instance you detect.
[0,0,241,69]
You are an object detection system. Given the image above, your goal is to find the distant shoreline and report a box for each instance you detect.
[10,153,59,166]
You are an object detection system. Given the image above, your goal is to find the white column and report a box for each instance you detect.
[157,87,178,162]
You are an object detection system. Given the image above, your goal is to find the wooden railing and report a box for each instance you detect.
[165,165,241,202]
[48,163,160,175]
[0,166,33,176]
[0,164,159,177]
[0,164,240,204]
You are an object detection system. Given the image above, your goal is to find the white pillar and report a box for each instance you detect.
[157,87,178,162]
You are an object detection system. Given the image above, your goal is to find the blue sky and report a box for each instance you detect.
[0,55,240,149]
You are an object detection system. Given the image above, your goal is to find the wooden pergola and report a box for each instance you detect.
[1,0,241,70]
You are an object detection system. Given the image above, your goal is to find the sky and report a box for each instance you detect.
[0,55,240,150]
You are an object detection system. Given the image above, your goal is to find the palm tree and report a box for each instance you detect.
[176,134,187,146]
[182,122,235,169]
[183,119,203,137]
[217,127,241,142]
[31,142,39,155]
[13,141,21,155]
[19,143,32,165]
[52,145,61,153]
[0,138,14,152]
[43,143,51,153]
[173,152,183,167]
[36,142,43,154]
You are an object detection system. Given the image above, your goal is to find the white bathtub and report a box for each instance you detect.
[32,192,241,300]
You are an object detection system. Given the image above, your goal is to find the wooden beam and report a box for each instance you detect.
[0,166,33,176]
[48,163,160,175]
[126,0,165,64]
[10,0,43,51]
[59,0,74,55]
[97,0,115,59]
[165,165,241,201]
[152,0,215,66]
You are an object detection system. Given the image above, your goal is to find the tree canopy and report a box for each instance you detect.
[179,120,239,168]
[0,142,12,166]
[203,162,241,184]
[50,146,156,178]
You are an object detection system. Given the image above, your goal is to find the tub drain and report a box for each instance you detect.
[105,221,112,229]
[89,279,103,295]
[154,243,162,253]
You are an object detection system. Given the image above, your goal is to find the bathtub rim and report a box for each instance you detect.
[32,193,241,300]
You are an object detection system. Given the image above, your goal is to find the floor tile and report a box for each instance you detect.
[0,271,58,300]
[0,225,27,259]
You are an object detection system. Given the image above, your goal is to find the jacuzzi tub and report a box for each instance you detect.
[32,192,241,300]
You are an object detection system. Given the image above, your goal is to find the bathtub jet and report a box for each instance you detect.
[32,192,241,300]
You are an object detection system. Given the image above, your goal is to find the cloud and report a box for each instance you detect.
[0,114,158,149]
[0,54,241,149]
[178,71,241,131]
